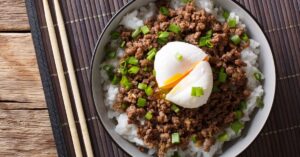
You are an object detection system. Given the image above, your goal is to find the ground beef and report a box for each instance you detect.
[109,2,250,157]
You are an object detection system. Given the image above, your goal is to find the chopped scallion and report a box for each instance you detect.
[144,111,153,120]
[128,66,140,74]
[127,57,139,65]
[199,30,213,47]
[191,87,204,97]
[241,33,249,41]
[175,53,183,61]
[141,25,150,35]
[217,132,229,142]
[111,75,120,85]
[103,64,114,79]
[181,0,192,3]
[145,86,153,96]
[230,121,244,134]
[147,48,157,60]
[107,51,116,59]
[254,72,262,81]
[159,7,169,16]
[131,27,141,38]
[138,83,147,90]
[171,133,180,144]
[168,23,181,34]
[158,31,169,42]
[137,98,147,108]
[118,67,127,75]
[234,110,243,119]
[256,97,264,108]
[230,35,241,45]
[153,69,156,76]
[191,135,197,143]
[120,41,126,48]
[223,10,230,20]
[218,68,227,83]
[228,18,237,28]
[111,31,120,39]
[120,75,131,90]
[171,104,180,113]
[239,101,247,110]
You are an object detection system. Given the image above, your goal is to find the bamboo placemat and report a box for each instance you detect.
[26,0,300,156]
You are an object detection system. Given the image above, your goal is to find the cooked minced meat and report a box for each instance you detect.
[108,2,250,157]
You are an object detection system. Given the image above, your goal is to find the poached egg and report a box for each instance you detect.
[154,41,213,108]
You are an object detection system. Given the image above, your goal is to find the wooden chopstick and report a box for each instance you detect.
[52,0,94,156]
[43,0,93,156]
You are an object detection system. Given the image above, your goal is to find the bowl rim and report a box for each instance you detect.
[89,0,277,156]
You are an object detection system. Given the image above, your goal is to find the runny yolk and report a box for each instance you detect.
[160,55,210,89]
[160,61,200,89]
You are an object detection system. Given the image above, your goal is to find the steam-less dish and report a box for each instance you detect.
[91,0,276,157]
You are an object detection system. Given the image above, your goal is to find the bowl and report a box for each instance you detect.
[90,0,276,156]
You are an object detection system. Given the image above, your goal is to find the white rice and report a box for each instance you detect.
[100,0,264,156]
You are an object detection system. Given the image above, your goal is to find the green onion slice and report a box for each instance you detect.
[228,18,237,28]
[175,53,183,61]
[191,87,204,97]
[230,121,244,134]
[131,27,141,38]
[145,86,153,96]
[171,133,180,144]
[239,101,247,110]
[111,31,120,39]
[137,98,147,108]
[168,23,181,34]
[217,132,229,142]
[191,135,197,143]
[138,83,147,90]
[181,0,192,3]
[158,31,169,40]
[120,75,131,90]
[254,72,262,81]
[127,56,139,65]
[234,110,243,119]
[144,111,153,120]
[223,10,230,20]
[107,51,116,59]
[241,33,249,41]
[128,66,140,74]
[230,35,241,45]
[159,7,169,16]
[111,75,120,85]
[147,48,157,60]
[118,67,127,75]
[120,41,126,48]
[171,104,180,113]
[218,68,227,83]
[256,97,264,108]
[141,25,150,35]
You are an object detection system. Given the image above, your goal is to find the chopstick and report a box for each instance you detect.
[43,0,93,156]
[52,0,94,156]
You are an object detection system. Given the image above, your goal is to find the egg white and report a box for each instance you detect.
[165,61,213,108]
[154,41,208,88]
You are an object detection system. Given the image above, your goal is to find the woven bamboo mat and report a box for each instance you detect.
[26,0,300,156]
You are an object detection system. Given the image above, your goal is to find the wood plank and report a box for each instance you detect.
[0,110,57,157]
[0,33,46,109]
[0,0,30,31]
[0,33,57,156]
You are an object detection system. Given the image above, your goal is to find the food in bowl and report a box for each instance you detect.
[99,0,264,156]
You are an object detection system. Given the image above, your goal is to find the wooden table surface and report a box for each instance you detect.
[0,0,57,156]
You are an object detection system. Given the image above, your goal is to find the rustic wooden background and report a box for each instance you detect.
[0,0,57,156]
